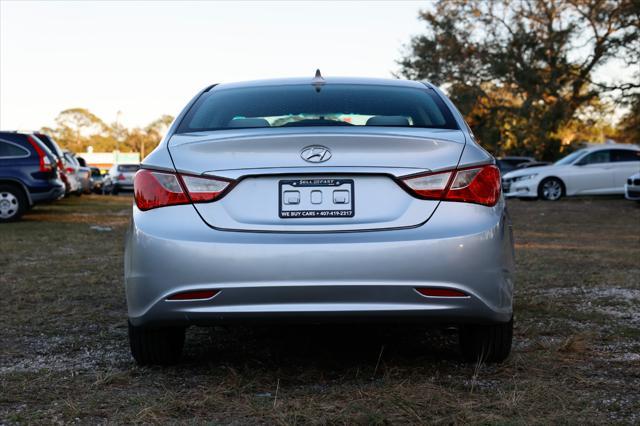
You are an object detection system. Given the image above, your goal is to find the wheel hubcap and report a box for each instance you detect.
[0,192,19,218]
[543,181,562,200]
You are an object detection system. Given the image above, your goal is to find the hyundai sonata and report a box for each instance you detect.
[125,74,515,365]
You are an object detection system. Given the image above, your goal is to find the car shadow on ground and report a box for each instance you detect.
[181,324,461,369]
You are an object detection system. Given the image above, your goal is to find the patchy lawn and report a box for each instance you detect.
[1,195,639,424]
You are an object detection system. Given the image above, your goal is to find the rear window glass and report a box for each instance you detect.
[612,149,640,162]
[35,134,63,158]
[177,84,459,132]
[117,165,139,172]
[64,153,78,165]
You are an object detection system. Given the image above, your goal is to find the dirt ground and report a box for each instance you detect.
[1,195,639,424]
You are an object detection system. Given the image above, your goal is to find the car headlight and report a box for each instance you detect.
[513,173,538,182]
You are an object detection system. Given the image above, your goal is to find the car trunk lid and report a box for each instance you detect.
[168,128,465,232]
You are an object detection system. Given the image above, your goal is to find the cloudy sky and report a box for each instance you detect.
[0,1,426,130]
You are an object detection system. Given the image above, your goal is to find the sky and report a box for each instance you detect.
[0,1,428,130]
[1,1,633,131]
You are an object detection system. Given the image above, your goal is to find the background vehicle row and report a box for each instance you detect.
[502,144,640,201]
[0,131,64,221]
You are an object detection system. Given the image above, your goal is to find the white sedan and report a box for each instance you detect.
[626,172,640,201]
[503,144,640,201]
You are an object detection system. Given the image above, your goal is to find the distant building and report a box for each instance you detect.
[78,150,140,170]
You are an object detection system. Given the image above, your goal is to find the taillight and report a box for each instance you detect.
[181,174,231,203]
[401,164,501,207]
[401,171,453,199]
[27,136,54,173]
[65,167,75,173]
[416,288,468,297]
[134,169,232,211]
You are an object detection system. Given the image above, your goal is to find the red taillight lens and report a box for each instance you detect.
[416,288,468,297]
[446,166,501,206]
[27,136,54,172]
[167,290,218,300]
[134,169,190,211]
[134,169,231,211]
[401,165,500,207]
[65,167,75,173]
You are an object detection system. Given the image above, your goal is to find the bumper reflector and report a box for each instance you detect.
[167,290,219,301]
[416,288,468,297]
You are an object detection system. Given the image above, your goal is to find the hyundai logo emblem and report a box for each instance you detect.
[301,146,332,163]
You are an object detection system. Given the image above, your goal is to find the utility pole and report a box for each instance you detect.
[115,110,122,164]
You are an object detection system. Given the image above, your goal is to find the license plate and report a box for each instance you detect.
[279,179,354,219]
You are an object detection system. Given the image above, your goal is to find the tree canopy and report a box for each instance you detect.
[41,109,174,157]
[398,0,639,160]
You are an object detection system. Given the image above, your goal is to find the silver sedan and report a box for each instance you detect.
[125,75,515,365]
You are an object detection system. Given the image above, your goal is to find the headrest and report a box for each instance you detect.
[227,118,270,128]
[366,116,410,126]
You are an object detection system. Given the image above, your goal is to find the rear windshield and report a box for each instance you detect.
[176,84,459,133]
[35,134,64,158]
[118,164,139,172]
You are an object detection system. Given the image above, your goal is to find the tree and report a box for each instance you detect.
[42,109,174,156]
[54,108,108,150]
[142,115,174,158]
[398,0,639,160]
[616,94,640,144]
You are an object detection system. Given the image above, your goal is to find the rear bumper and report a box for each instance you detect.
[125,200,515,327]
[29,181,65,204]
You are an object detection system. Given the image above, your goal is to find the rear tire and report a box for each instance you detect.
[128,321,186,366]
[0,184,28,222]
[459,318,513,363]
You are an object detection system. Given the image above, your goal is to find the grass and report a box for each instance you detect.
[1,195,639,424]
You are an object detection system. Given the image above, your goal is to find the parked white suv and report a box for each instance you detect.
[503,144,640,200]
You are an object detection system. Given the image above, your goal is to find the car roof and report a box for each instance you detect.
[582,143,640,152]
[211,76,428,91]
[497,156,534,160]
[0,130,40,137]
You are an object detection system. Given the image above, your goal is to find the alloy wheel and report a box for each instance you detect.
[0,191,19,219]
[542,180,562,201]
